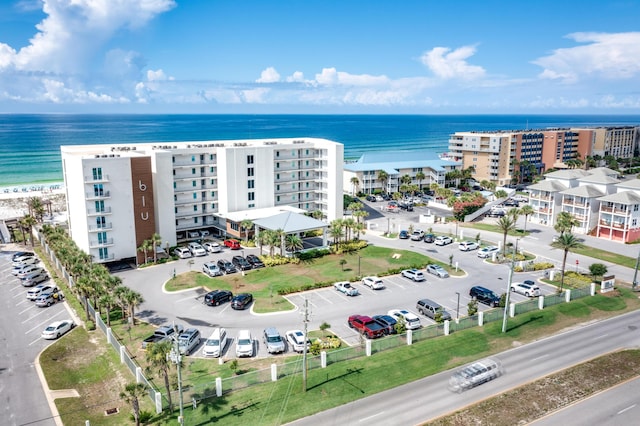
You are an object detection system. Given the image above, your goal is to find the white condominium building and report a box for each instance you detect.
[61,138,343,263]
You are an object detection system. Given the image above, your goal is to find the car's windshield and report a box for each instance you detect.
[238,339,251,345]
[267,336,281,343]
[206,339,220,346]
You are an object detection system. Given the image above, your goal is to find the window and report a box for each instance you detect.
[247,155,254,164]
[174,207,177,213]
[194,217,198,224]
[210,167,214,173]
[277,196,280,202]
[248,180,255,189]
[210,154,214,160]
[248,203,255,208]
[191,155,195,162]
[211,191,215,197]
[192,180,196,187]
[248,192,255,201]
[635,204,639,212]
[193,193,197,199]
[172,156,175,163]
[194,205,198,212]
[93,184,104,197]
[276,173,280,179]
[192,168,196,175]
[276,162,280,169]
[92,167,102,180]
[276,151,280,157]
[96,216,106,229]
[211,203,216,209]
[98,247,109,260]
[173,182,176,189]
[95,200,104,213]
[633,219,638,226]
[211,179,215,185]
[248,167,254,177]
[97,232,107,244]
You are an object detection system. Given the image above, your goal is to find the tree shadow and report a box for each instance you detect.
[307,367,364,392]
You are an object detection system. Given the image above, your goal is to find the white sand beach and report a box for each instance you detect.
[0,185,67,221]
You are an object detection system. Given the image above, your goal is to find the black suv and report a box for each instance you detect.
[245,254,265,268]
[232,255,252,271]
[204,290,233,306]
[469,286,501,307]
[216,259,237,274]
[231,293,253,310]
[423,233,435,243]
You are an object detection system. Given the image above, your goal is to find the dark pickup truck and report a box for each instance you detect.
[348,315,386,339]
[141,324,184,349]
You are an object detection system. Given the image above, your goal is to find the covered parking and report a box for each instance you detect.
[253,211,329,256]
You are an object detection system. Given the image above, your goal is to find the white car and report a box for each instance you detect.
[235,329,253,357]
[334,281,359,296]
[286,329,310,353]
[173,247,192,259]
[27,284,58,301]
[362,276,385,290]
[387,309,421,330]
[203,242,222,253]
[401,269,426,282]
[425,264,449,278]
[202,262,223,277]
[12,256,38,268]
[187,242,207,257]
[434,236,453,246]
[459,241,479,251]
[478,246,500,258]
[42,319,75,340]
[511,282,541,297]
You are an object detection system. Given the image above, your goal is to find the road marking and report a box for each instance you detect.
[176,295,198,303]
[594,333,609,340]
[19,304,37,314]
[532,354,549,362]
[314,291,334,304]
[617,404,636,415]
[29,336,43,346]
[22,306,58,324]
[25,309,65,334]
[359,411,385,422]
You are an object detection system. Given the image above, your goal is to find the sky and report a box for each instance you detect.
[1,0,640,114]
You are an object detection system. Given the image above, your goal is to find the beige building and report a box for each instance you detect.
[448,132,514,185]
[576,126,639,158]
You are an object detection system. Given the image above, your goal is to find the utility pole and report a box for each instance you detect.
[501,242,517,333]
[170,327,185,425]
[302,297,311,392]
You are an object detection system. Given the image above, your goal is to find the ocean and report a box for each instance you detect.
[1,114,639,188]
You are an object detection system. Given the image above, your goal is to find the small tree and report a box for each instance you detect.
[475,233,481,243]
[339,258,347,271]
[467,299,478,316]
[319,321,331,337]
[229,359,239,374]
[394,316,406,334]
[589,263,608,283]
[499,293,507,308]
[449,254,454,267]
[120,382,147,426]
[434,311,444,324]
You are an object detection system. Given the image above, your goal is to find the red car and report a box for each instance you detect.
[224,239,241,250]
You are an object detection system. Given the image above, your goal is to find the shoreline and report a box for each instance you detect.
[0,183,67,221]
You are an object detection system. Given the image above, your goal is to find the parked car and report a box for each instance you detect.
[362,276,385,290]
[372,314,397,334]
[178,328,201,355]
[224,239,241,250]
[235,329,254,357]
[334,281,359,296]
[285,329,310,353]
[232,255,252,271]
[423,233,436,243]
[425,264,449,278]
[231,293,253,310]
[12,256,38,268]
[487,207,507,217]
[203,241,222,253]
[202,328,228,357]
[42,319,75,340]
[434,235,453,246]
[15,265,44,279]
[12,251,34,262]
[20,270,49,287]
[263,327,286,354]
[173,247,192,259]
[187,242,207,257]
[401,269,426,282]
[511,282,541,297]
[459,241,479,251]
[34,290,64,307]
[199,230,210,237]
[448,358,503,393]
[399,230,410,239]
[27,284,58,301]
[469,285,501,307]
[477,246,500,259]
[387,309,421,330]
[416,298,452,321]
[410,230,425,241]
[348,315,386,339]
[365,195,376,202]
[503,198,519,207]
[245,254,265,268]
[202,262,223,277]
[203,289,233,306]
[216,259,237,274]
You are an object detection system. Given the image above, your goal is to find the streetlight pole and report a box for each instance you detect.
[501,241,517,333]
[302,298,310,392]
[170,327,185,425]
[633,248,640,291]
[358,255,361,277]
[455,292,460,320]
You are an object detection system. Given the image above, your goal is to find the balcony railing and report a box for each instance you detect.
[84,174,109,183]
[95,254,115,262]
[89,238,114,248]
[85,191,111,200]
[88,223,113,231]
[87,207,112,215]
[600,206,629,215]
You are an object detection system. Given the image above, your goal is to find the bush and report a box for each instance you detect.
[533,262,554,271]
[298,248,331,261]
[331,240,368,254]
[85,320,96,331]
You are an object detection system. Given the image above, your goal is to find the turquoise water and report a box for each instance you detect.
[1,114,639,187]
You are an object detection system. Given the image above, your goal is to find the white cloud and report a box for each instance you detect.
[534,32,640,82]
[256,67,281,83]
[285,71,306,83]
[147,69,173,81]
[314,68,390,86]
[420,45,486,80]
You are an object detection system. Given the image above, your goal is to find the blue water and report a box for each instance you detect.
[1,114,639,187]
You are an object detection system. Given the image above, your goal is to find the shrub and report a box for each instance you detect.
[331,240,368,254]
[513,266,524,272]
[533,262,554,270]
[85,320,96,331]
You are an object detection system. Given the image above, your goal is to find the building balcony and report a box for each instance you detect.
[95,254,115,262]
[84,174,109,183]
[600,206,629,215]
[89,238,114,248]
[88,223,113,232]
[85,191,111,200]
[563,199,589,207]
[87,207,112,215]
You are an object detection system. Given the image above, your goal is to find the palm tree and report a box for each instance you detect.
[519,204,535,233]
[145,341,175,412]
[496,215,517,256]
[555,212,580,236]
[352,209,369,224]
[98,293,117,327]
[329,220,344,245]
[274,228,286,256]
[137,239,152,264]
[240,219,254,243]
[120,382,147,426]
[285,234,303,254]
[114,285,130,322]
[342,217,356,241]
[551,233,584,292]
[350,176,360,196]
[311,210,324,220]
[27,197,45,222]
[495,189,508,199]
[415,171,426,191]
[19,214,37,246]
[150,233,162,263]
[377,170,389,193]
[123,289,144,326]
[353,222,366,240]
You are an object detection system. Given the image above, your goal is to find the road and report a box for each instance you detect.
[288,309,640,426]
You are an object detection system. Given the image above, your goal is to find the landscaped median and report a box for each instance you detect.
[164,245,463,313]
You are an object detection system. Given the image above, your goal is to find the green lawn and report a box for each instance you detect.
[570,245,637,269]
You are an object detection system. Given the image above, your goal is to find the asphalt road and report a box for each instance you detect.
[289,309,640,426]
[0,249,67,426]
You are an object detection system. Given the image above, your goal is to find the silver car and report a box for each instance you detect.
[426,264,449,278]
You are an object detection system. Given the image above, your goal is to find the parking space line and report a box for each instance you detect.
[25,309,65,334]
[22,306,60,324]
[28,336,43,346]
[314,291,334,305]
[19,304,37,315]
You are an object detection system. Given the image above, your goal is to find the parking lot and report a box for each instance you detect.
[121,232,556,359]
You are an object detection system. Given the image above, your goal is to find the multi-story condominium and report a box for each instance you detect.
[596,178,640,242]
[343,151,459,195]
[61,138,343,263]
[448,126,637,185]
